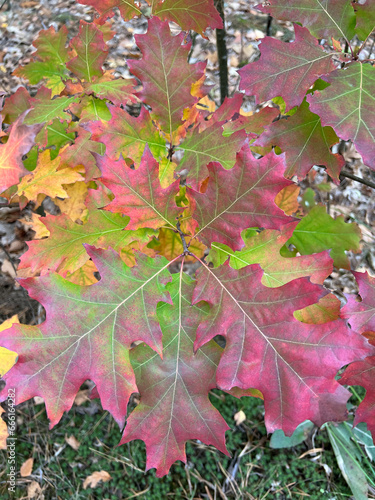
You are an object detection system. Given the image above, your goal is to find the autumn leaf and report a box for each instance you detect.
[128,17,205,142]
[84,73,137,106]
[0,247,173,428]
[341,271,375,334]
[153,0,223,36]
[254,99,345,180]
[0,112,43,193]
[150,227,206,262]
[353,0,375,41]
[188,148,292,251]
[97,146,182,230]
[256,0,356,41]
[275,184,300,216]
[15,150,84,208]
[287,205,361,270]
[121,270,230,476]
[193,261,370,434]
[208,222,333,287]
[24,87,78,125]
[294,294,341,324]
[239,25,335,112]
[307,62,375,170]
[19,186,155,276]
[1,87,31,124]
[0,316,19,377]
[77,0,142,23]
[67,21,108,82]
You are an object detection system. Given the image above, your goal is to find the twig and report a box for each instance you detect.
[340,170,375,190]
[215,0,228,104]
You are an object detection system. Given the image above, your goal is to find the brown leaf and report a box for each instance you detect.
[83,470,111,490]
[65,434,80,450]
[234,410,246,426]
[20,457,34,477]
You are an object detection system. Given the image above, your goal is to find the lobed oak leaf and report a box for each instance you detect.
[187,148,292,251]
[238,25,335,112]
[0,112,43,193]
[86,105,166,167]
[153,0,223,36]
[208,222,333,287]
[192,262,370,434]
[178,121,247,191]
[0,247,173,428]
[77,0,142,24]
[287,205,361,270]
[254,99,345,180]
[294,294,341,324]
[70,95,111,123]
[96,146,183,230]
[198,94,243,132]
[53,181,89,223]
[65,260,99,286]
[256,0,356,41]
[120,270,230,477]
[15,150,84,209]
[19,186,155,276]
[58,127,104,181]
[307,62,375,170]
[1,87,31,125]
[66,21,107,82]
[37,119,75,159]
[223,106,279,137]
[128,17,206,142]
[341,271,375,335]
[24,87,78,125]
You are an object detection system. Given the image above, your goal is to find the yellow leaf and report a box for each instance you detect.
[65,260,98,286]
[150,228,206,262]
[20,213,50,239]
[275,184,300,216]
[53,181,88,222]
[83,470,111,490]
[20,457,34,477]
[16,150,84,204]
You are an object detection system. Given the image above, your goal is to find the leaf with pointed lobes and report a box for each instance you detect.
[339,336,375,439]
[58,127,104,181]
[254,99,344,181]
[153,0,223,36]
[1,87,31,125]
[287,205,361,270]
[67,21,107,83]
[256,0,356,41]
[0,112,43,193]
[307,63,375,170]
[353,0,375,40]
[199,94,243,133]
[238,25,335,112]
[341,272,375,334]
[77,0,142,24]
[0,246,172,428]
[192,262,371,435]
[208,222,333,287]
[15,150,84,209]
[97,146,183,231]
[86,105,166,167]
[121,270,229,477]
[84,73,138,106]
[24,87,78,125]
[187,148,292,251]
[128,17,206,142]
[177,122,247,191]
[19,186,155,276]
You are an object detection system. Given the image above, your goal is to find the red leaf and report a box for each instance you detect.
[254,99,345,180]
[153,0,223,36]
[0,112,43,193]
[193,262,370,434]
[128,17,205,141]
[67,21,107,82]
[187,148,292,251]
[77,0,142,23]
[1,87,31,125]
[97,146,183,230]
[341,271,375,334]
[256,0,356,41]
[121,270,229,476]
[0,247,172,428]
[307,62,375,170]
[238,25,335,111]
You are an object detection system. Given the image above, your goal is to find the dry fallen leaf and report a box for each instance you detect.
[27,480,44,500]
[20,457,34,477]
[234,410,246,426]
[65,434,80,451]
[83,470,111,490]
[74,389,91,406]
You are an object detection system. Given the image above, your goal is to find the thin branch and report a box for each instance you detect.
[215,0,228,104]
[340,170,375,190]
